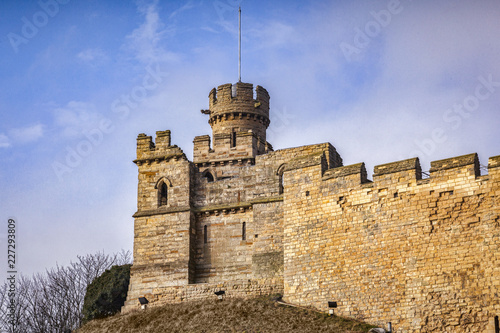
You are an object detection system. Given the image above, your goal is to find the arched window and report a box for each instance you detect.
[159,182,168,206]
[203,169,215,182]
[277,164,286,195]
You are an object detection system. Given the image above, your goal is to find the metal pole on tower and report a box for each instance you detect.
[238,6,241,82]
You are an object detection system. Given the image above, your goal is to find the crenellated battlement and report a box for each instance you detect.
[195,82,273,163]
[135,130,186,164]
[208,82,270,113]
[285,152,496,191]
[204,82,270,143]
[275,153,496,196]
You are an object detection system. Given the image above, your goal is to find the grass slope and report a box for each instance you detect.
[77,296,377,333]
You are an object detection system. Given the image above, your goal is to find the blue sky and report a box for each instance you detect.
[1,0,499,279]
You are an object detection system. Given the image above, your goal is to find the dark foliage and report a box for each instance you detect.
[82,264,131,324]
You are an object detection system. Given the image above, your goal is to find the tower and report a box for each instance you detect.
[193,82,272,167]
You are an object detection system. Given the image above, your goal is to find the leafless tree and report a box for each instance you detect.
[0,250,132,332]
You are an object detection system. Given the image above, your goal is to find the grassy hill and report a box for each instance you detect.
[77,296,378,333]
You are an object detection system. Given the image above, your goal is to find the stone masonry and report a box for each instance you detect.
[123,81,500,332]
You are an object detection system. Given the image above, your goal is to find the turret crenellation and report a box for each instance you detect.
[195,82,272,164]
[135,130,185,163]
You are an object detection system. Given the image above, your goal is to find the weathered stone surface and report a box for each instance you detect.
[123,82,500,333]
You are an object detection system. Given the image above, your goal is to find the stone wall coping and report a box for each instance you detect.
[133,152,186,165]
[429,153,478,173]
[156,130,171,137]
[269,142,332,155]
[323,162,366,180]
[373,157,421,177]
[193,135,210,142]
[488,155,500,169]
[284,152,324,172]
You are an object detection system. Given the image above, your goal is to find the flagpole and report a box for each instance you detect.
[238,6,241,82]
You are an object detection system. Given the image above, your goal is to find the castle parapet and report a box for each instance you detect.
[323,163,367,186]
[193,135,211,162]
[135,131,185,163]
[284,152,326,174]
[373,157,422,184]
[208,82,270,113]
[136,133,154,160]
[488,155,500,179]
[155,130,171,150]
[429,153,479,179]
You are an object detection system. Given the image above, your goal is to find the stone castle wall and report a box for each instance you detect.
[124,127,342,312]
[123,82,499,332]
[282,153,500,332]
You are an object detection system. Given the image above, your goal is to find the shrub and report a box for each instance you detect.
[82,264,131,323]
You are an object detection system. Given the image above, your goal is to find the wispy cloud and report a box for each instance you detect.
[77,48,108,65]
[168,1,196,20]
[9,124,44,144]
[53,101,102,139]
[0,134,10,148]
[126,0,179,64]
[251,21,296,49]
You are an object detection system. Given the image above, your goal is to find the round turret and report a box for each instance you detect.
[205,82,270,142]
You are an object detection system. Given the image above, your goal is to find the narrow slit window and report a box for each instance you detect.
[242,222,246,241]
[231,130,237,148]
[204,225,208,244]
[279,173,284,194]
[159,182,168,206]
[495,316,499,333]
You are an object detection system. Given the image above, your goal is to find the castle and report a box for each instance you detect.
[123,81,500,333]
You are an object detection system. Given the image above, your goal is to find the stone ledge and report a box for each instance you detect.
[193,196,283,216]
[488,155,500,169]
[323,163,367,181]
[430,153,479,174]
[373,157,421,177]
[134,196,284,218]
[284,152,324,172]
[193,135,210,142]
[134,152,187,165]
[133,206,191,218]
[194,157,255,167]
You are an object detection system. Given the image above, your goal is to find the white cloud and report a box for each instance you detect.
[252,21,296,48]
[126,0,180,64]
[168,1,196,20]
[53,101,102,139]
[77,48,108,64]
[0,133,10,148]
[9,124,44,144]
